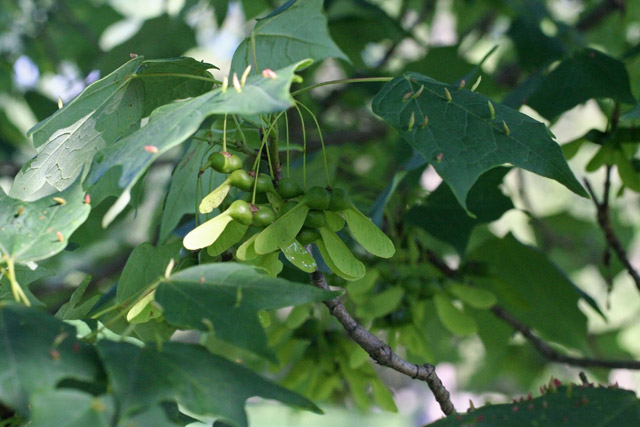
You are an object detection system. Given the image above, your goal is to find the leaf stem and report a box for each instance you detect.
[291,77,392,97]
[296,101,330,187]
[4,257,30,306]
[292,103,308,189]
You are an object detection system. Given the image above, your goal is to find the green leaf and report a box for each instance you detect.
[159,140,221,242]
[0,304,102,415]
[372,73,587,209]
[342,207,395,258]
[317,227,366,280]
[280,240,317,273]
[428,385,640,426]
[469,234,588,350]
[96,340,321,427]
[324,210,345,231]
[406,167,513,254]
[236,233,259,261]
[446,283,497,309]
[371,377,398,413]
[315,239,362,281]
[30,390,115,427]
[0,182,90,263]
[55,275,100,320]
[126,290,162,324]
[230,0,348,74]
[155,263,339,359]
[526,49,636,121]
[116,241,182,304]
[254,202,309,254]
[355,287,405,319]
[614,149,640,191]
[433,293,477,336]
[207,221,249,257]
[10,57,215,199]
[88,60,307,227]
[183,213,234,251]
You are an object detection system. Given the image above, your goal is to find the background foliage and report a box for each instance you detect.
[3,0,640,426]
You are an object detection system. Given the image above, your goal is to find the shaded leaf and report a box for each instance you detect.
[527,48,636,121]
[116,241,182,304]
[469,234,588,350]
[0,304,102,415]
[30,390,114,427]
[96,340,321,427]
[55,275,100,320]
[372,73,587,209]
[155,263,339,359]
[406,167,513,254]
[230,0,348,74]
[446,283,497,309]
[433,293,477,336]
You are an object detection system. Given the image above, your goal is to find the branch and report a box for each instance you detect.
[424,250,640,370]
[584,176,640,292]
[490,305,640,369]
[310,270,456,416]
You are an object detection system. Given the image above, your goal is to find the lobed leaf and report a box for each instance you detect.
[372,72,587,209]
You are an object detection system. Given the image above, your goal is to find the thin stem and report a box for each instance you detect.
[222,114,228,152]
[133,72,220,84]
[291,77,393,97]
[284,112,291,177]
[250,31,259,72]
[296,101,330,187]
[4,257,30,306]
[292,103,308,189]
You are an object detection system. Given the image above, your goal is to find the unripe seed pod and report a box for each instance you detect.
[297,227,320,246]
[228,200,253,225]
[304,186,331,210]
[252,204,276,227]
[277,178,303,199]
[304,210,326,228]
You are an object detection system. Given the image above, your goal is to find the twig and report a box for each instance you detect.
[490,306,640,369]
[424,250,640,370]
[584,176,640,292]
[310,270,456,415]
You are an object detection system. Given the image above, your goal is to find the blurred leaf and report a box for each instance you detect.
[55,275,99,320]
[155,263,339,360]
[30,390,114,427]
[527,49,636,121]
[372,73,587,209]
[96,340,321,426]
[469,234,589,350]
[0,304,102,415]
[433,293,477,336]
[406,167,513,254]
[230,0,348,74]
[355,287,404,319]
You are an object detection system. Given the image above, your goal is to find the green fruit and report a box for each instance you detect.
[228,200,253,225]
[304,210,326,228]
[297,227,320,246]
[304,186,331,210]
[328,188,351,211]
[252,205,276,227]
[277,178,303,199]
[256,173,275,193]
[228,169,253,191]
[208,151,243,173]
